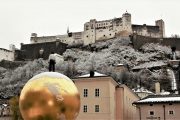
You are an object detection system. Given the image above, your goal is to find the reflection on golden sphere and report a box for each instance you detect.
[19,72,80,120]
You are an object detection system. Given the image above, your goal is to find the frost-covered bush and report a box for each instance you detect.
[0,59,48,98]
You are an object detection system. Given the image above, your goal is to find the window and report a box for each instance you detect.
[95,89,99,97]
[149,111,154,115]
[91,25,94,29]
[104,35,106,37]
[150,104,153,106]
[109,34,111,36]
[169,110,174,115]
[86,35,88,38]
[84,89,88,97]
[83,105,87,112]
[95,105,99,112]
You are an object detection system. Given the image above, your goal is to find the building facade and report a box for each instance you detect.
[134,95,180,120]
[73,72,140,120]
[0,48,14,61]
[30,12,165,46]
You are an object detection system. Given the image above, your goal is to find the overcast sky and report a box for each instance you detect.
[0,0,180,49]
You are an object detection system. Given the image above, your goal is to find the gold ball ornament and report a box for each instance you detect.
[19,72,80,120]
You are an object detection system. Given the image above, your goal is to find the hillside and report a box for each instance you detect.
[0,37,179,98]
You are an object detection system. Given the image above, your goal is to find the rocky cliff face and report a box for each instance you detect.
[0,37,180,98]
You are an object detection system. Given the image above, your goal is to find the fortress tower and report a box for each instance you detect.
[122,11,132,33]
[83,19,96,45]
[155,19,165,38]
[30,33,38,43]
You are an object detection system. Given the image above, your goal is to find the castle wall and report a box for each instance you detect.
[83,29,96,45]
[95,28,115,41]
[0,48,14,61]
[19,41,67,60]
[132,25,162,38]
[31,36,56,43]
[56,34,74,45]
[31,32,84,46]
[131,35,180,50]
[71,32,84,44]
[132,19,165,38]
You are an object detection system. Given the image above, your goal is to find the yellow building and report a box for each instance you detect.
[73,72,140,120]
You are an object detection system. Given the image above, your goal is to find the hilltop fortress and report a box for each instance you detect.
[30,11,165,45]
[13,11,170,61]
[3,12,180,62]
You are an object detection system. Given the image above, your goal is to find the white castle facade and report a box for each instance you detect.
[0,44,16,61]
[30,12,165,45]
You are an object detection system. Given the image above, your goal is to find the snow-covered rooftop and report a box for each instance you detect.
[132,87,154,94]
[132,61,166,70]
[116,63,124,66]
[78,72,107,78]
[135,95,180,104]
[160,91,170,95]
[2,104,7,107]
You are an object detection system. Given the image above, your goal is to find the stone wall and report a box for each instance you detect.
[31,36,56,43]
[0,48,14,61]
[132,24,161,38]
[132,19,165,38]
[131,34,180,50]
[17,41,67,60]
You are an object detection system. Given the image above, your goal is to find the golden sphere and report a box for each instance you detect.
[19,72,80,120]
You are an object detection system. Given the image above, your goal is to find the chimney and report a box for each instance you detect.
[90,71,94,77]
[155,82,160,94]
